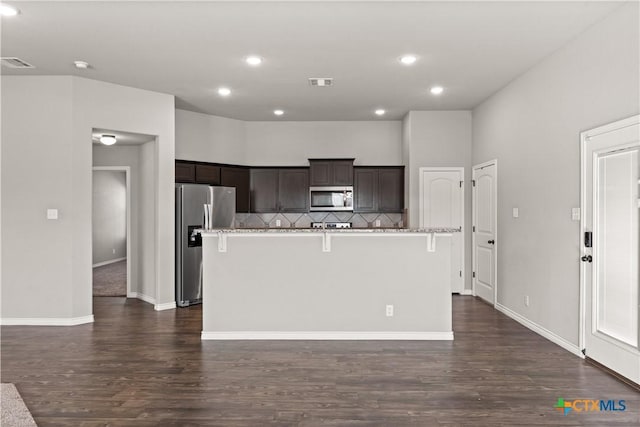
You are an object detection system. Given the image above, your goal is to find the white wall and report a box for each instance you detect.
[93,145,141,295]
[402,111,473,291]
[138,141,157,300]
[1,75,175,323]
[92,170,127,265]
[472,2,639,345]
[175,109,246,164]
[245,121,402,166]
[1,76,75,319]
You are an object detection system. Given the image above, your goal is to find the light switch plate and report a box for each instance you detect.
[571,208,581,221]
[47,209,58,220]
[512,208,519,218]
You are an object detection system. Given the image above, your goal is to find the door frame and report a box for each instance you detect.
[92,166,132,298]
[418,167,465,292]
[472,159,498,305]
[579,114,640,356]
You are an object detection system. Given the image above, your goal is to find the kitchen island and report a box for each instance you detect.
[200,228,458,340]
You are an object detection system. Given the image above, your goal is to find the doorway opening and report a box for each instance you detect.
[92,167,130,296]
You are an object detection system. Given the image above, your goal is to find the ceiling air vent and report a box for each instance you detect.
[308,78,333,87]
[1,57,35,69]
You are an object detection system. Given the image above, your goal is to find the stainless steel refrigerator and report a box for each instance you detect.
[175,184,235,307]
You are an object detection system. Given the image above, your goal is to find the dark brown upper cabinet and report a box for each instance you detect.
[175,160,196,183]
[250,168,310,213]
[278,168,309,213]
[195,163,221,185]
[309,159,354,186]
[220,166,250,213]
[354,166,404,213]
[250,168,279,213]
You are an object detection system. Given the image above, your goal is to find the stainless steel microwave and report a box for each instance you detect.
[309,186,353,211]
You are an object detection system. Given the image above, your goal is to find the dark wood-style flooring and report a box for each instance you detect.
[2,296,638,426]
[92,260,127,297]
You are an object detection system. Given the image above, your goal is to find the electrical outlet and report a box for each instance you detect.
[512,207,519,218]
[386,304,394,317]
[275,219,281,227]
[46,209,58,220]
[524,295,530,307]
[112,248,116,254]
[375,219,381,227]
[571,208,581,221]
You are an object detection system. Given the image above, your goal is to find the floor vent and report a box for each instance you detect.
[1,57,35,69]
[309,78,333,87]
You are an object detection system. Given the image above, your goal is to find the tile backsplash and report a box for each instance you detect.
[235,212,405,229]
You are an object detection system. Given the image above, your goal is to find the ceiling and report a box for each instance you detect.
[1,1,623,121]
[92,128,155,145]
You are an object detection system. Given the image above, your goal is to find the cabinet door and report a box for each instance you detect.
[354,168,378,212]
[221,167,250,213]
[378,167,404,212]
[309,161,331,186]
[278,169,309,212]
[332,160,354,185]
[175,161,195,183]
[250,169,279,213]
[195,164,221,185]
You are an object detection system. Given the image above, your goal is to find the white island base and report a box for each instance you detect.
[201,230,454,340]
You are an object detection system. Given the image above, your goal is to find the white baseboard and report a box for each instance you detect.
[128,292,156,305]
[92,257,126,268]
[495,303,583,358]
[458,289,473,296]
[201,331,454,340]
[154,301,176,311]
[1,315,94,326]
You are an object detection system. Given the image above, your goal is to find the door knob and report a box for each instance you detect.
[488,240,495,244]
[581,255,592,263]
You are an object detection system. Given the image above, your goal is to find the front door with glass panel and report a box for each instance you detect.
[582,115,640,384]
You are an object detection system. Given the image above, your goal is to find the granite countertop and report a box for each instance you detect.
[200,227,460,234]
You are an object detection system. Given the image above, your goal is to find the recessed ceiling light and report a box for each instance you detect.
[273,109,284,116]
[375,109,386,116]
[399,55,417,65]
[217,87,231,97]
[100,135,117,146]
[0,4,19,16]
[74,61,90,69]
[430,86,444,95]
[246,56,262,66]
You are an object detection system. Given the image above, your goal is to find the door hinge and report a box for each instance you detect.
[459,270,462,277]
[472,272,476,278]
[472,225,476,232]
[459,180,463,188]
[472,180,476,187]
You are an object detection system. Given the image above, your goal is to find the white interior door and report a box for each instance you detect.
[419,168,464,293]
[582,116,640,384]
[472,161,497,304]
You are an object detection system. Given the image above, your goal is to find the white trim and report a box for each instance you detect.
[495,303,583,358]
[418,166,465,292]
[154,301,177,311]
[129,292,156,305]
[201,331,454,340]
[92,166,132,298]
[458,289,473,296]
[1,315,94,326]
[472,159,498,306]
[92,257,126,268]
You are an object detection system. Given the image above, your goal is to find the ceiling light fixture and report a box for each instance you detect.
[430,86,444,95]
[246,56,263,66]
[0,4,19,16]
[74,61,90,69]
[217,87,231,97]
[274,109,284,116]
[100,135,117,146]
[399,55,417,65]
[375,109,386,116]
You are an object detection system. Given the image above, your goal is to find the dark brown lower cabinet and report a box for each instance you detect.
[354,166,404,213]
[220,166,250,213]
